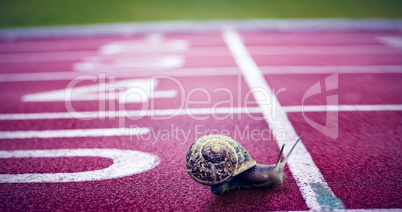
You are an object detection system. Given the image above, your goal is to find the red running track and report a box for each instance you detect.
[0,30,401,211]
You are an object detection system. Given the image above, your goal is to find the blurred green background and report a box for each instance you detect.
[1,0,402,28]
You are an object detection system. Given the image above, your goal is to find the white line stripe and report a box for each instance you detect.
[0,128,149,139]
[1,19,401,39]
[335,209,402,212]
[287,209,401,212]
[0,149,159,183]
[0,65,401,82]
[0,68,240,82]
[0,47,230,63]
[0,50,96,63]
[249,45,402,55]
[0,72,87,82]
[0,107,261,120]
[286,104,402,112]
[378,36,402,48]
[0,105,401,120]
[1,45,400,63]
[260,65,402,75]
[223,29,343,210]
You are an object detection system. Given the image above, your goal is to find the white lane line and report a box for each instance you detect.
[260,65,402,75]
[0,105,401,120]
[223,29,344,210]
[1,65,401,82]
[285,209,401,212]
[0,47,226,64]
[337,209,402,212]
[73,55,185,71]
[0,72,80,82]
[249,45,402,55]
[0,128,149,139]
[0,50,96,63]
[378,36,402,48]
[1,45,401,63]
[0,68,240,82]
[286,104,402,112]
[0,107,261,120]
[0,149,159,183]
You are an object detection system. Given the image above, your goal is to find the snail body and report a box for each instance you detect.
[185,132,304,194]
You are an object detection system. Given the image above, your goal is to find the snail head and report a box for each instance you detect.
[273,131,304,187]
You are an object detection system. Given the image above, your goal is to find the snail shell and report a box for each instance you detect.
[185,134,256,185]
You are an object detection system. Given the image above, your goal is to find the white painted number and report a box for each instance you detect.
[0,149,159,183]
[21,78,176,103]
[73,34,188,72]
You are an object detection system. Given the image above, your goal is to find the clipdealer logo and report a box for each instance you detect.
[54,73,338,140]
[302,73,339,139]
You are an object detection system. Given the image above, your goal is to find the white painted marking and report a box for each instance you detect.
[337,209,402,212]
[0,72,82,82]
[0,107,259,120]
[282,209,401,212]
[0,47,226,64]
[0,50,95,63]
[21,78,176,103]
[1,44,400,63]
[378,36,402,48]
[286,104,402,112]
[0,105,401,120]
[1,65,401,82]
[260,65,402,75]
[0,128,149,139]
[100,40,189,54]
[223,29,343,210]
[72,37,188,71]
[0,149,159,183]
[73,55,184,71]
[249,45,402,55]
[100,46,230,57]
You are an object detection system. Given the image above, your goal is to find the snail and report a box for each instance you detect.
[185,132,304,194]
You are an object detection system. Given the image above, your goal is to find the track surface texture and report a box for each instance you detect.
[0,20,401,211]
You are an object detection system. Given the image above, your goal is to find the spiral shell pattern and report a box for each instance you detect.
[185,135,256,185]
